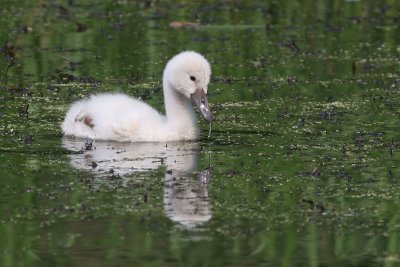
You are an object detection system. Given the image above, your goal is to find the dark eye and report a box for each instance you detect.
[190,76,196,81]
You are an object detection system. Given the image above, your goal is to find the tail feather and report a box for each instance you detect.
[61,100,95,138]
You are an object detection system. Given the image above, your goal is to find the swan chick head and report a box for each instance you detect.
[164,51,213,122]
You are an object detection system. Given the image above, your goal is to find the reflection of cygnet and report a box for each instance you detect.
[62,138,197,176]
[164,167,212,229]
[62,138,212,228]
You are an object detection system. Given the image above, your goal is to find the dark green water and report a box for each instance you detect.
[1,1,400,266]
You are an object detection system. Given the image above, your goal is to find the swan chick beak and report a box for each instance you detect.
[191,88,213,122]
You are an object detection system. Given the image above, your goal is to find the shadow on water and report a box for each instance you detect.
[62,138,212,229]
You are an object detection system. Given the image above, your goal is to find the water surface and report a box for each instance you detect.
[1,1,400,266]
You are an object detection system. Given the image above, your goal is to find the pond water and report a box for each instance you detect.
[1,1,400,266]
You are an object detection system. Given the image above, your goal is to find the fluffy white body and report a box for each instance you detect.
[61,51,213,142]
